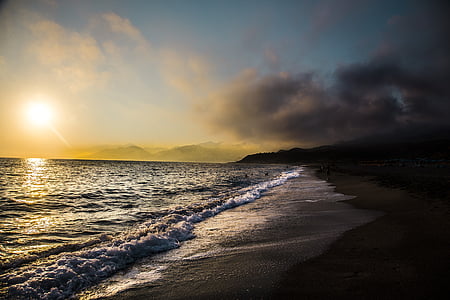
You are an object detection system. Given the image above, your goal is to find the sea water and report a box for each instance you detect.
[0,158,377,299]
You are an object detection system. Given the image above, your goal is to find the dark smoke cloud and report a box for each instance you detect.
[203,1,450,146]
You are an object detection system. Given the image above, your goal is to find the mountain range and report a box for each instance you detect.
[79,142,257,163]
[238,133,450,164]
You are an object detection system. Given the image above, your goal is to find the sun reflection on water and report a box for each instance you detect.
[7,159,64,249]
[18,158,49,204]
[19,215,61,235]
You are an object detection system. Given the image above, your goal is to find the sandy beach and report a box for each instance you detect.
[94,167,373,300]
[97,165,450,300]
[274,166,450,299]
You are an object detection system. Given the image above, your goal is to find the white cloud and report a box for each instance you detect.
[28,19,108,91]
[101,12,151,56]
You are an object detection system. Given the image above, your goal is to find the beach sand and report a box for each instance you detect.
[101,166,450,299]
[274,166,450,299]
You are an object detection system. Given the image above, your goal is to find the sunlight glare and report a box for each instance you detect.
[26,102,53,126]
[14,158,49,204]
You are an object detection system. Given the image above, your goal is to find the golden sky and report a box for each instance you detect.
[0,2,229,158]
[1,0,448,159]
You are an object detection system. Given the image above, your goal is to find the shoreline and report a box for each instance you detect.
[87,165,450,299]
[89,167,378,300]
[273,166,450,299]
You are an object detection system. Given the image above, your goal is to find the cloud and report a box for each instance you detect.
[100,12,151,55]
[201,71,335,145]
[23,11,156,93]
[203,61,449,146]
[160,49,214,98]
[28,19,108,91]
[335,60,448,123]
[199,1,450,146]
[29,20,104,64]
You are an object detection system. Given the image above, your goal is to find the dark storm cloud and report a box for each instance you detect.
[204,0,450,145]
[335,59,448,122]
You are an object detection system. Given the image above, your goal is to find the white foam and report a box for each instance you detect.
[80,265,167,299]
[3,167,303,299]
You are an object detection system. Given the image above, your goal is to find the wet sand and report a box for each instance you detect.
[99,166,450,299]
[98,169,377,300]
[273,167,450,299]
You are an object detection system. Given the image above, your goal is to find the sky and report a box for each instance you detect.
[0,0,449,159]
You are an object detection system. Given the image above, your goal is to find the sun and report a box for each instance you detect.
[26,102,53,126]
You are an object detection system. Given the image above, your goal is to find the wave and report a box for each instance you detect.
[1,168,302,299]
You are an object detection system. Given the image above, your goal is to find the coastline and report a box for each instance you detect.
[273,166,450,299]
[88,167,377,300]
[87,165,450,299]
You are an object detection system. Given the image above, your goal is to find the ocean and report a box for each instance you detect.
[0,158,378,299]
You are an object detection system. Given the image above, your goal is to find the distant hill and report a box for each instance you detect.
[238,138,450,164]
[80,142,257,162]
[151,144,250,162]
[87,145,152,161]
